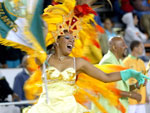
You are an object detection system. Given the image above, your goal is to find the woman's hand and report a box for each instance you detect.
[120,69,150,85]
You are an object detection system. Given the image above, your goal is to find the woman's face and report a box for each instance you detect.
[57,32,75,55]
[104,19,113,30]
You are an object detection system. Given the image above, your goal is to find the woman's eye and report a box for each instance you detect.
[64,36,70,39]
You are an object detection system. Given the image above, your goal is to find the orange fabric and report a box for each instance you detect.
[75,64,128,113]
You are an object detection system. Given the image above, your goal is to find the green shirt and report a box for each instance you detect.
[92,50,129,113]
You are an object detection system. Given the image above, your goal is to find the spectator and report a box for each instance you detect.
[122,12,148,61]
[104,18,117,40]
[132,0,150,16]
[13,55,38,102]
[123,40,149,113]
[92,37,141,113]
[132,0,150,38]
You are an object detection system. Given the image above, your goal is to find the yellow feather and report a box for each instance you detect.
[43,15,63,24]
[0,36,34,55]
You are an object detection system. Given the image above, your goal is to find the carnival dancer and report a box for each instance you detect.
[23,0,150,113]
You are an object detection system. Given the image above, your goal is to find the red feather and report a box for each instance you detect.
[96,25,105,33]
[74,4,97,17]
[91,39,101,48]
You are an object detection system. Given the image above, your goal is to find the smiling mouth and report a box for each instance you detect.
[67,44,73,50]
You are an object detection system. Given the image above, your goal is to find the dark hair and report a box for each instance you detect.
[57,36,61,39]
[132,12,137,18]
[104,18,113,24]
[47,44,54,50]
[130,40,141,51]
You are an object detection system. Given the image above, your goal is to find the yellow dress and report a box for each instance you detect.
[24,65,89,113]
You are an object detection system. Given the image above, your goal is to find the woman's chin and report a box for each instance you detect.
[65,50,72,55]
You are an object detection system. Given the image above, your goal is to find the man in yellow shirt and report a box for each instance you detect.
[123,40,148,113]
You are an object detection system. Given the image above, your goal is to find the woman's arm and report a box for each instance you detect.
[76,58,122,83]
[76,58,149,84]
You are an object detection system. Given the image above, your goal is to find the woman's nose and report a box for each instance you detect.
[69,38,74,42]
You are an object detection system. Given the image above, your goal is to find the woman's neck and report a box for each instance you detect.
[53,50,66,61]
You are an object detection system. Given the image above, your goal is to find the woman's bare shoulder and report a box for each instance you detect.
[75,57,89,66]
[76,57,85,62]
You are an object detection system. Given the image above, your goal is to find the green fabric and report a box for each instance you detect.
[92,50,129,113]
[30,0,46,51]
[4,0,26,17]
[128,54,136,59]
[0,2,17,38]
[99,50,124,65]
[120,69,148,86]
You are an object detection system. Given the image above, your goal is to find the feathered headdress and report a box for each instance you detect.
[42,0,104,58]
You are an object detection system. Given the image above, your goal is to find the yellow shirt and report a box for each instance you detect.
[123,55,147,105]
